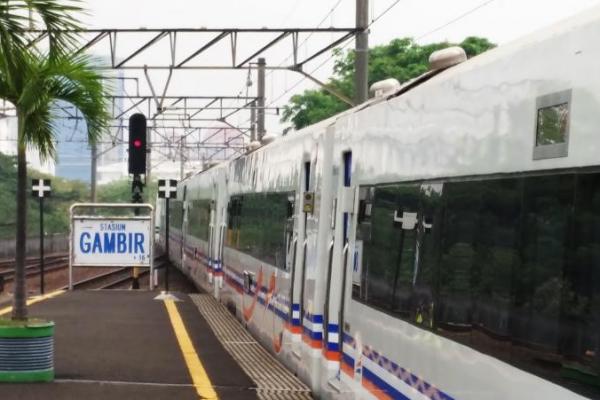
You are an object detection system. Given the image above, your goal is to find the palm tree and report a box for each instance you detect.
[0,1,104,321]
[0,0,82,52]
[0,49,111,320]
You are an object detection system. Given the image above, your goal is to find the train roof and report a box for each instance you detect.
[181,4,600,184]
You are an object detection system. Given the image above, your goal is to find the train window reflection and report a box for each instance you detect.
[188,200,211,241]
[353,173,600,398]
[225,192,294,270]
[536,103,569,145]
[169,200,183,229]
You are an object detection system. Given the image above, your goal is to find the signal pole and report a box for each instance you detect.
[129,113,147,289]
[355,0,369,104]
[31,179,51,295]
[158,179,177,293]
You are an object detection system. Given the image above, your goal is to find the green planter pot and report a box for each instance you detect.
[0,319,54,382]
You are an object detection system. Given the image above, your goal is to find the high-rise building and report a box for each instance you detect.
[0,113,55,175]
[53,73,126,183]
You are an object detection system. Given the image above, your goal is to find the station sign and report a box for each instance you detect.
[72,218,152,267]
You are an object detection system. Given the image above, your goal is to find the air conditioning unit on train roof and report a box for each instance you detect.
[246,140,262,153]
[369,78,401,98]
[202,161,219,171]
[429,46,467,70]
[260,133,276,145]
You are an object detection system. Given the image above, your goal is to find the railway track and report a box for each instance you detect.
[66,258,166,290]
[0,255,69,283]
[0,254,165,293]
[0,253,68,269]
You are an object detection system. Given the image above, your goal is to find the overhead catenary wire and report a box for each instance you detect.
[270,0,498,114]
[234,0,349,131]
[267,0,404,108]
[369,0,403,28]
[268,0,346,75]
[416,0,496,41]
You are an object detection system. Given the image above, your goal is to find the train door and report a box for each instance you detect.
[213,171,228,299]
[324,150,355,383]
[289,158,312,359]
[169,186,185,266]
[206,182,217,290]
[214,197,225,298]
[180,185,188,268]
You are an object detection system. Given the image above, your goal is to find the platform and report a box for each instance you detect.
[0,290,258,399]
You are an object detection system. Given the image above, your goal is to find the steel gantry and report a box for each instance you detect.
[27,28,358,70]
[20,24,366,182]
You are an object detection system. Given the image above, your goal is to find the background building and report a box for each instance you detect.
[0,110,55,175]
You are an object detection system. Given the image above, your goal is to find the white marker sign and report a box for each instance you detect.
[72,218,152,267]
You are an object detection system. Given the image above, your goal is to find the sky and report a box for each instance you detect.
[78,0,600,135]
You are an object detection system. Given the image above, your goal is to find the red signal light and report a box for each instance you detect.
[133,139,142,148]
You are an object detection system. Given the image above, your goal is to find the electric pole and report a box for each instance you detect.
[355,0,369,104]
[90,143,97,202]
[257,58,266,140]
[250,100,257,142]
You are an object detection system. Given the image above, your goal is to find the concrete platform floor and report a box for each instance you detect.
[0,290,257,399]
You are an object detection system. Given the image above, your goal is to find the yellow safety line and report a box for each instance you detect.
[0,290,65,316]
[164,299,219,400]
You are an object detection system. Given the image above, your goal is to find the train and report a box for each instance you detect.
[158,6,600,400]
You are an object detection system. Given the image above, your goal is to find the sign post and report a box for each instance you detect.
[32,179,51,294]
[69,203,154,290]
[158,179,177,292]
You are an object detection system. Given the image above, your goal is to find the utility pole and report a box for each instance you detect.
[90,143,97,202]
[257,58,266,140]
[179,137,185,180]
[250,100,257,142]
[355,0,369,104]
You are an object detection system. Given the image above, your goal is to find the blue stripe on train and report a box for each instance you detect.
[363,367,410,400]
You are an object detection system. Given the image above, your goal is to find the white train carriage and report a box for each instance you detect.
[164,6,600,400]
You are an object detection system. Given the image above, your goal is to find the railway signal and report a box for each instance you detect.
[158,179,178,292]
[128,113,147,175]
[129,113,148,289]
[31,179,51,294]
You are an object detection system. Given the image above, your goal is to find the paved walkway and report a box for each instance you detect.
[0,290,256,399]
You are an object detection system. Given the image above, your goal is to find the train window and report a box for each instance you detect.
[355,183,441,325]
[536,103,569,145]
[437,181,481,339]
[513,174,574,379]
[360,186,397,310]
[390,186,420,319]
[188,200,211,241]
[226,192,294,270]
[355,173,600,398]
[471,179,521,362]
[533,89,571,160]
[413,183,442,328]
[226,197,242,248]
[568,173,600,386]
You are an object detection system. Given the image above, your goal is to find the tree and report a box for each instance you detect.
[0,48,110,320]
[0,1,101,321]
[0,1,82,53]
[282,37,495,130]
[0,151,89,239]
